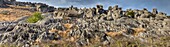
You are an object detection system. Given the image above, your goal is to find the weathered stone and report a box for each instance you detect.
[0,0,4,5]
[84,9,94,18]
[67,8,82,17]
[96,5,105,14]
[113,5,118,10]
[35,4,48,12]
[143,8,148,11]
[53,11,67,19]
[0,0,9,8]
[0,1,170,46]
[96,5,103,9]
[14,16,29,23]
[47,6,55,12]
[30,7,37,12]
[152,8,158,14]
[4,0,16,5]
[36,18,55,25]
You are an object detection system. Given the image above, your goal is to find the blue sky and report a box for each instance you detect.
[16,0,170,15]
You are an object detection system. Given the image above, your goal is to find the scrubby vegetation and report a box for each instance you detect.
[0,0,170,47]
[26,12,44,23]
[126,11,135,17]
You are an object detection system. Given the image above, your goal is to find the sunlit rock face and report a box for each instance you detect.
[16,0,170,15]
[0,0,170,47]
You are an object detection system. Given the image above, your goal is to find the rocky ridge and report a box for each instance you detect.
[0,0,170,47]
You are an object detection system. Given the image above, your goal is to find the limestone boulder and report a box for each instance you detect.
[152,8,158,15]
[84,9,94,18]
[67,9,82,17]
[53,11,67,19]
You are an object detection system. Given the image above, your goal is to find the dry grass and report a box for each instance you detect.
[58,29,71,38]
[0,36,169,47]
[34,38,42,45]
[132,28,146,36]
[0,5,33,22]
[105,30,126,37]
[105,28,146,37]
[105,31,123,37]
[49,28,71,38]
[63,23,73,29]
[0,5,169,47]
[49,28,58,33]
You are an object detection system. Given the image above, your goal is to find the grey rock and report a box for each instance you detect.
[30,7,37,12]
[14,16,29,23]
[67,8,82,17]
[113,5,119,10]
[53,11,67,19]
[152,8,158,14]
[36,18,54,25]
[0,2,170,46]
[84,9,94,18]
[0,0,9,8]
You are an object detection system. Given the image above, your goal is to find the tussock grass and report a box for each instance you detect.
[26,12,44,23]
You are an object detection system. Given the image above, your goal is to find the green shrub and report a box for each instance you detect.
[27,12,44,23]
[127,11,135,17]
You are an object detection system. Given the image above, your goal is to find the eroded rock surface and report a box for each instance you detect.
[0,0,170,47]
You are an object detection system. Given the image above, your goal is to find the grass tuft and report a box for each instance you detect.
[26,12,44,23]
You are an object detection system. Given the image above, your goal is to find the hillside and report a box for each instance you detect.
[0,5,33,22]
[0,0,170,47]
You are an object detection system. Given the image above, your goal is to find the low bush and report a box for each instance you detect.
[27,12,44,23]
[127,11,135,17]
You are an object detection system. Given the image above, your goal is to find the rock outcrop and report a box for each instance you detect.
[0,1,170,47]
[0,0,55,13]
[0,0,9,8]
